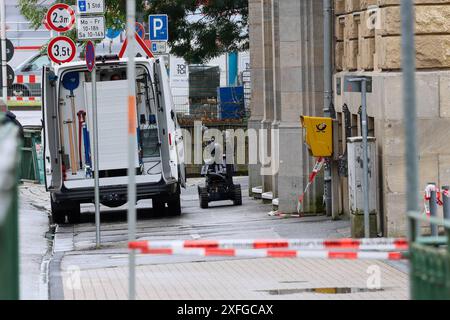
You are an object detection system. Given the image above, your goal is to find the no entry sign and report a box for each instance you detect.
[85,41,95,72]
[48,36,77,64]
[135,22,145,39]
[46,3,76,32]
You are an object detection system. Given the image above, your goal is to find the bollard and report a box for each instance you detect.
[429,183,439,237]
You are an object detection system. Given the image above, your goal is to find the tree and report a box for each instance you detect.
[18,0,248,63]
[18,0,126,49]
[144,0,248,63]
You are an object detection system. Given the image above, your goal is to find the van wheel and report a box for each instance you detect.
[198,186,209,209]
[152,199,166,215]
[167,193,181,216]
[51,199,80,224]
[67,202,81,224]
[51,198,67,224]
[233,185,242,206]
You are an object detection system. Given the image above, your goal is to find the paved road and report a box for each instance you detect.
[18,186,51,300]
[20,177,409,300]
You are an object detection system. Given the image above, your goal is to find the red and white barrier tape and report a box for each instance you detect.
[129,238,408,251]
[7,96,41,102]
[132,247,405,261]
[423,184,449,216]
[14,75,41,84]
[297,157,325,214]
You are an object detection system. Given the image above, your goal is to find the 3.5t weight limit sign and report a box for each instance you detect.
[46,3,76,32]
[48,36,76,64]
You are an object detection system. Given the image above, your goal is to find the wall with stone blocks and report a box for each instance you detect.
[334,1,450,236]
[335,0,450,71]
[334,71,450,236]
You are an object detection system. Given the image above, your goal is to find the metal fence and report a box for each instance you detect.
[409,185,450,299]
[175,68,251,124]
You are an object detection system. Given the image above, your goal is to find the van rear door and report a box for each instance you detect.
[154,59,178,184]
[42,66,62,191]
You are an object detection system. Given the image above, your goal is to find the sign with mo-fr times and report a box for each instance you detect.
[77,16,105,40]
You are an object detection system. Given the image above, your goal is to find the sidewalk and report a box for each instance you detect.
[20,179,409,300]
[18,184,51,300]
[60,256,409,300]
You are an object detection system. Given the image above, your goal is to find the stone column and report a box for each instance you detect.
[261,0,275,193]
[248,0,264,193]
[271,0,281,198]
[277,0,325,214]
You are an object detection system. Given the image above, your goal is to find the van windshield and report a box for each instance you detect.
[57,65,161,180]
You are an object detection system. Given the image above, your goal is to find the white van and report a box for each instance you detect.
[42,55,186,223]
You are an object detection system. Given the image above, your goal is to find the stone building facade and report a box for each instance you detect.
[248,0,450,236]
[248,0,325,215]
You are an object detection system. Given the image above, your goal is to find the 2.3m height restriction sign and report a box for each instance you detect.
[48,36,76,64]
[46,3,75,32]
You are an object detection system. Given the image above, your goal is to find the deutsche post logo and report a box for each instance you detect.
[316,123,327,133]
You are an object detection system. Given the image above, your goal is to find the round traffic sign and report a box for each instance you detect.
[0,64,15,87]
[0,39,14,62]
[135,22,145,39]
[47,36,77,64]
[42,17,51,31]
[85,41,96,72]
[106,27,121,39]
[46,3,75,32]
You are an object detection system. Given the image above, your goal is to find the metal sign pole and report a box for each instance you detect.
[92,67,101,248]
[361,78,370,238]
[401,0,420,243]
[127,0,137,301]
[1,0,8,105]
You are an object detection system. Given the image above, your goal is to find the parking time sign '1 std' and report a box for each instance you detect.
[149,15,168,41]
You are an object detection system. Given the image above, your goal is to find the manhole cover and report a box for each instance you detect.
[258,287,386,295]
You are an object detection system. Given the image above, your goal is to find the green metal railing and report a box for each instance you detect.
[408,211,450,300]
[0,117,21,300]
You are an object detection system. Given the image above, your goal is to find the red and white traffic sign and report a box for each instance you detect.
[42,17,51,31]
[118,32,154,59]
[47,36,76,64]
[46,3,76,32]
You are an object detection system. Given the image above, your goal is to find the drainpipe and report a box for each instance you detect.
[323,0,336,218]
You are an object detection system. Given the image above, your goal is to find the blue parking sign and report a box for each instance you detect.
[149,15,168,41]
[78,0,86,12]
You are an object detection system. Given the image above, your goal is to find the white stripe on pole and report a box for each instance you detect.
[127,0,137,301]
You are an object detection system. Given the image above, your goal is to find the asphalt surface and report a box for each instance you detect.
[20,177,353,299]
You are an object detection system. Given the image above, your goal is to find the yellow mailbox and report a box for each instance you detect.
[300,116,333,157]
